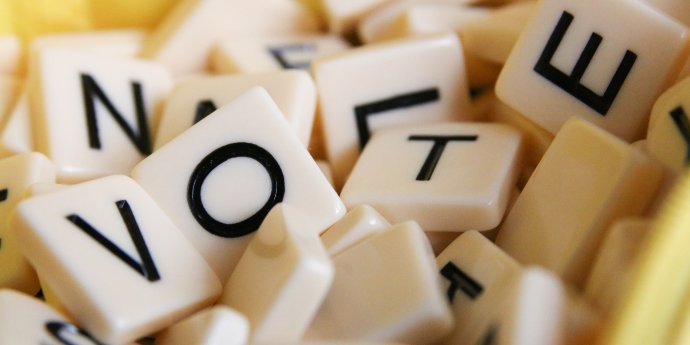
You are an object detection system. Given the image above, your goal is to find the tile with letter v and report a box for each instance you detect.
[10,175,222,344]
[154,305,249,345]
[496,0,690,141]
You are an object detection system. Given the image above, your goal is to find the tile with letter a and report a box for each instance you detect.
[496,0,690,141]
[320,204,390,257]
[29,49,173,183]
[220,204,333,343]
[154,305,249,345]
[132,87,345,283]
[340,122,522,232]
[313,32,472,187]
[0,152,55,294]
[10,175,222,344]
[154,71,317,149]
[647,76,690,173]
[495,118,663,288]
[0,35,20,75]
[306,221,453,345]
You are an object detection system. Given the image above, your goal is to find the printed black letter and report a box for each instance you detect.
[408,135,478,181]
[670,106,690,165]
[193,99,217,124]
[267,43,316,69]
[440,261,483,302]
[46,321,105,345]
[0,188,6,250]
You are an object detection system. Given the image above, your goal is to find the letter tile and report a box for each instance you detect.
[496,0,690,141]
[320,204,390,256]
[313,33,472,186]
[155,306,249,345]
[307,221,453,344]
[647,76,690,173]
[31,30,145,58]
[132,87,345,282]
[0,35,20,75]
[341,122,522,232]
[11,175,222,344]
[316,160,334,187]
[0,89,33,157]
[496,118,663,287]
[318,0,395,34]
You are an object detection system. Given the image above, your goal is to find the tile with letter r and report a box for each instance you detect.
[647,76,690,173]
[28,48,173,183]
[495,118,663,288]
[132,87,345,283]
[340,122,522,232]
[154,305,249,345]
[496,0,690,142]
[220,204,333,343]
[320,204,390,257]
[10,175,222,344]
[313,32,472,187]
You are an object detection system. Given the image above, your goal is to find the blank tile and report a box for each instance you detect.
[154,306,249,345]
[0,35,21,75]
[320,204,390,256]
[647,76,690,173]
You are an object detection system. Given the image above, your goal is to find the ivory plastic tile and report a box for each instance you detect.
[0,89,33,157]
[340,122,522,232]
[155,71,317,149]
[212,34,349,74]
[31,30,146,58]
[647,76,690,173]
[0,35,20,75]
[132,87,345,283]
[320,204,390,256]
[29,49,173,183]
[155,306,249,345]
[495,118,663,287]
[313,33,472,186]
[0,77,21,152]
[496,0,690,141]
[642,0,690,28]
[11,175,222,344]
[318,0,395,34]
[316,160,334,187]
[220,204,333,343]
[307,221,453,344]
[0,153,55,294]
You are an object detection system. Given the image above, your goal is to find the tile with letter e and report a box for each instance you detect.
[154,305,249,345]
[29,49,173,183]
[10,175,222,344]
[220,204,333,343]
[155,71,317,149]
[320,204,390,257]
[313,32,472,187]
[306,221,453,345]
[496,118,663,288]
[340,122,522,232]
[132,87,345,283]
[647,76,690,173]
[496,0,690,141]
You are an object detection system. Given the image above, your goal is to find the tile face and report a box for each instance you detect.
[31,29,145,58]
[340,122,522,232]
[495,118,663,287]
[307,221,453,345]
[647,76,690,173]
[496,0,690,141]
[0,35,21,75]
[11,175,222,344]
[0,90,33,157]
[29,49,173,183]
[320,204,390,256]
[155,71,317,149]
[132,87,345,283]
[154,306,249,345]
[319,0,395,33]
[313,33,472,186]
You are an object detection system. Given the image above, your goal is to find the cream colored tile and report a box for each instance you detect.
[11,175,222,344]
[0,76,22,158]
[641,0,690,29]
[132,87,345,283]
[496,0,690,141]
[316,160,334,187]
[313,33,472,187]
[425,231,460,256]
[341,122,522,232]
[318,0,395,34]
[320,204,390,256]
[0,89,33,158]
[647,76,690,173]
[155,306,249,345]
[495,118,663,287]
[31,30,145,58]
[0,35,21,75]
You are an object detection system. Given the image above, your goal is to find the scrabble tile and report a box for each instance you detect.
[29,49,173,183]
[132,87,345,283]
[313,33,472,186]
[495,0,690,141]
[641,0,690,29]
[0,76,21,142]
[316,160,334,187]
[0,89,33,157]
[320,204,390,256]
[0,152,55,294]
[31,30,145,58]
[154,306,249,345]
[306,221,453,344]
[0,35,21,75]
[212,33,349,74]
[647,76,690,173]
[495,118,663,287]
[220,204,333,343]
[155,71,317,149]
[11,175,222,344]
[340,122,522,232]
[318,0,395,34]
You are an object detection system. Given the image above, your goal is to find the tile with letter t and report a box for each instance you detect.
[496,118,663,288]
[496,0,690,141]
[320,204,390,257]
[154,305,249,345]
[29,49,173,183]
[647,76,690,173]
[132,87,345,283]
[220,204,333,343]
[313,32,472,187]
[340,122,522,232]
[10,175,222,344]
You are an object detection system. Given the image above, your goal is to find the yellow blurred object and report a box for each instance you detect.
[0,0,13,35]
[90,0,179,29]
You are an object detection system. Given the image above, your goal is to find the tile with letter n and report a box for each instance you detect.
[10,175,222,344]
[155,305,249,345]
[28,48,173,183]
[496,0,690,142]
[340,122,522,232]
[313,32,472,187]
[132,87,345,283]
[647,76,690,173]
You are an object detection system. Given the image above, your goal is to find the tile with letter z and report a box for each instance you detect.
[154,305,249,345]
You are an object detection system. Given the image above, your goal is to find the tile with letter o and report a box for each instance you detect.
[313,32,472,187]
[0,35,20,75]
[154,306,249,345]
[10,175,222,344]
[340,122,522,232]
[320,204,390,257]
[132,87,345,283]
[647,76,690,173]
[496,0,690,141]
